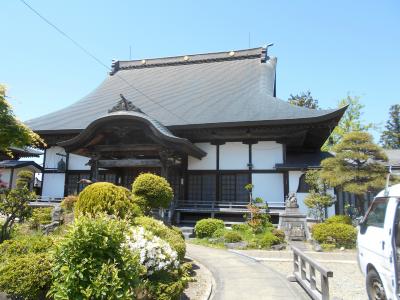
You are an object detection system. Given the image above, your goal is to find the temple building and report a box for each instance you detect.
[26,47,346,223]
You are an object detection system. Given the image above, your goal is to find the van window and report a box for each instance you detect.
[364,198,388,228]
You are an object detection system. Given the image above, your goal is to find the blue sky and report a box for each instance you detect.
[1,0,399,142]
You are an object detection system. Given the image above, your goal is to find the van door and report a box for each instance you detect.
[358,198,390,274]
[385,198,400,298]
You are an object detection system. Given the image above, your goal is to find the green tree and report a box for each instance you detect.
[0,84,44,156]
[322,95,374,150]
[0,171,35,243]
[320,131,387,215]
[380,104,400,149]
[303,169,335,221]
[288,90,319,109]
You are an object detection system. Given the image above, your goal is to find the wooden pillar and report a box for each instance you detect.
[89,157,99,182]
[159,150,170,179]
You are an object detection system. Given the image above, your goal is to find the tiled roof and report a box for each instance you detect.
[26,47,345,132]
[384,149,400,168]
[0,160,42,170]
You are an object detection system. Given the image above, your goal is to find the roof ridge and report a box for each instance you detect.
[110,47,266,75]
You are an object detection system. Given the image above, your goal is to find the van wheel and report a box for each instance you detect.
[366,269,387,300]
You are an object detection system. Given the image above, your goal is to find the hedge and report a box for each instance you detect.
[312,222,357,248]
[324,215,352,225]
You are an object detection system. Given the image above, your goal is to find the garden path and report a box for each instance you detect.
[186,244,310,300]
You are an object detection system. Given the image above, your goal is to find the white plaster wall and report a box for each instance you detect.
[68,154,90,170]
[295,193,309,215]
[188,143,216,170]
[42,173,65,198]
[252,141,283,169]
[288,171,303,193]
[45,146,66,169]
[219,142,248,170]
[251,173,284,204]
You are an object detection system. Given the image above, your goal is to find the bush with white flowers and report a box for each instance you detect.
[124,226,179,275]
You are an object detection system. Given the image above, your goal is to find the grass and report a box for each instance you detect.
[187,238,226,249]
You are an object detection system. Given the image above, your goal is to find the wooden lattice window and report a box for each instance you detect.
[220,173,250,202]
[188,174,216,202]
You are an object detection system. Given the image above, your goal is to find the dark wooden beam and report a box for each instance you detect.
[98,159,161,168]
[92,144,162,152]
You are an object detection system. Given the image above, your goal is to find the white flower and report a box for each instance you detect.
[123,226,179,275]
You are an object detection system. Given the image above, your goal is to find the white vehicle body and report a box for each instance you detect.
[358,183,400,300]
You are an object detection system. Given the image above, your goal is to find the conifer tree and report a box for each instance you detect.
[380,104,400,149]
[320,131,387,215]
[288,91,319,109]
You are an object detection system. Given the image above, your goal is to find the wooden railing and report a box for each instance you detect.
[174,200,285,210]
[32,196,63,203]
[290,245,333,300]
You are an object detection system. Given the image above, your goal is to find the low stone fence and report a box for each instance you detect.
[289,245,333,300]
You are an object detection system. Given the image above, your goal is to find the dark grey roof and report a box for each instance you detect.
[9,147,42,157]
[384,149,400,169]
[0,160,42,170]
[26,47,345,132]
[275,152,333,170]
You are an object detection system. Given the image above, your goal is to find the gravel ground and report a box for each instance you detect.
[234,249,367,300]
[182,259,213,300]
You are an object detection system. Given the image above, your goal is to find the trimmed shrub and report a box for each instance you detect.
[50,215,144,299]
[133,216,186,261]
[29,207,53,229]
[259,231,281,248]
[325,215,352,225]
[312,222,357,248]
[145,261,192,300]
[171,225,185,240]
[0,234,53,263]
[0,234,53,299]
[132,173,173,209]
[0,253,53,300]
[61,195,78,212]
[194,218,225,238]
[75,182,142,219]
[223,231,242,243]
[212,228,227,238]
[272,228,286,243]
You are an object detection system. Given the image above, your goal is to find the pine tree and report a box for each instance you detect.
[380,104,400,149]
[288,91,319,109]
[320,131,387,215]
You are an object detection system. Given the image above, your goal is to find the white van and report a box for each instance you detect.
[358,183,400,300]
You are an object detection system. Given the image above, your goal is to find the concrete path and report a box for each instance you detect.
[186,244,310,300]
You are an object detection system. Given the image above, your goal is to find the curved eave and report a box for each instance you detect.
[168,105,348,130]
[58,113,206,159]
[35,105,347,135]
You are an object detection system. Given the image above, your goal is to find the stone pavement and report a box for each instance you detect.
[232,248,367,300]
[186,244,310,300]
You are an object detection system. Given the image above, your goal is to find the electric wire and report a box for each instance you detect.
[18,0,188,123]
